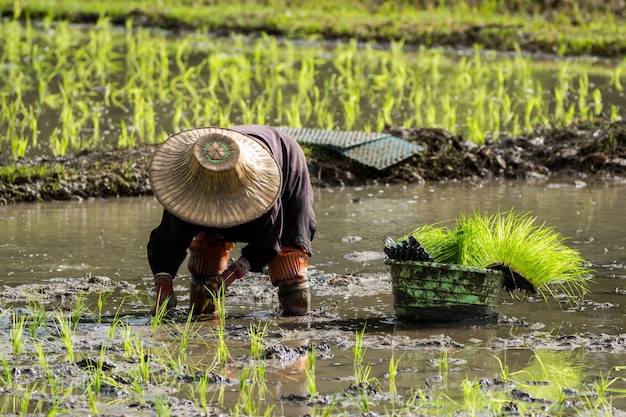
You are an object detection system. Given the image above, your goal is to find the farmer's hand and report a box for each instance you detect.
[151,272,177,317]
[220,257,250,287]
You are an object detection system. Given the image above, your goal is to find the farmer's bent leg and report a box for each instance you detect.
[268,246,310,316]
[187,232,235,315]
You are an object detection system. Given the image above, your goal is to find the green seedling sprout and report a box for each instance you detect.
[387,350,404,396]
[491,352,511,383]
[438,350,449,374]
[249,320,270,358]
[121,322,133,359]
[71,292,88,330]
[88,384,99,416]
[460,377,482,414]
[353,324,373,385]
[175,310,198,363]
[26,295,48,338]
[150,293,174,335]
[153,395,173,417]
[212,284,231,366]
[10,310,26,358]
[193,369,212,414]
[95,290,113,323]
[20,384,34,416]
[233,364,270,417]
[54,310,76,362]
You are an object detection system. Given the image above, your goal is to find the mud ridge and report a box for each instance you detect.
[1,120,626,204]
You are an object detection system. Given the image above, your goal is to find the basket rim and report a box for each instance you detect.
[384,259,504,275]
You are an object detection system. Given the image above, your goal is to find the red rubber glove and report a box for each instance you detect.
[151,273,177,317]
[221,257,250,287]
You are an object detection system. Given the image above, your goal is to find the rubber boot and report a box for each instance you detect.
[278,281,311,316]
[269,246,311,316]
[151,273,177,317]
[187,232,234,315]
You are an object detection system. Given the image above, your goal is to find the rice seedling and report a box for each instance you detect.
[26,297,48,338]
[153,395,173,417]
[175,310,198,358]
[129,336,151,386]
[33,341,57,399]
[94,290,113,323]
[438,350,449,374]
[10,310,26,358]
[491,352,511,383]
[192,369,213,413]
[88,384,99,416]
[232,364,274,417]
[353,325,373,385]
[20,384,34,416]
[249,320,270,358]
[460,377,483,414]
[150,296,173,335]
[212,286,231,366]
[402,209,591,303]
[71,293,88,330]
[387,351,403,396]
[54,311,76,362]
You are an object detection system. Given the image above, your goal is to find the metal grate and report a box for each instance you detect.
[340,136,424,170]
[277,127,389,149]
[277,126,424,170]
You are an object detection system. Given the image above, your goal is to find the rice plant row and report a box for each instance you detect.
[0,16,624,160]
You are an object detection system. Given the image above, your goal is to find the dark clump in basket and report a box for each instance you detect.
[489,263,538,295]
[384,236,434,262]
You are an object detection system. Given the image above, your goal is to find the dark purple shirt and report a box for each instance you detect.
[147,125,316,275]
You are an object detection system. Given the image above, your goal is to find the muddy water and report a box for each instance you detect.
[1,178,626,414]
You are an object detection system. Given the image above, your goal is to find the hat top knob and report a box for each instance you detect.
[203,141,230,164]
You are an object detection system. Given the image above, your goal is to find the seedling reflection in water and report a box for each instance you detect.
[305,345,318,399]
[353,324,372,385]
[0,355,12,388]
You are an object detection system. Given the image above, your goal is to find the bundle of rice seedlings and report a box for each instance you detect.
[400,209,591,303]
[399,224,458,263]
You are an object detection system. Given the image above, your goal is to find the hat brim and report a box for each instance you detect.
[149,127,282,227]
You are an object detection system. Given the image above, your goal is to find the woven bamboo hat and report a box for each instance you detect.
[149,127,282,227]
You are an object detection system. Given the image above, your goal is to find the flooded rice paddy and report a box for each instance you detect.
[1,179,626,415]
[2,17,626,161]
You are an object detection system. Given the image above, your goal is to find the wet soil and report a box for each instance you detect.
[2,119,626,204]
[2,273,626,416]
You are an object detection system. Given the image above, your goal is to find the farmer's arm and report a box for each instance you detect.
[147,210,202,277]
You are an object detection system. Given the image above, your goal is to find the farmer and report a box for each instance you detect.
[147,125,316,317]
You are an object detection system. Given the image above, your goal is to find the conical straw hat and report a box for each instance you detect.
[149,127,282,227]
